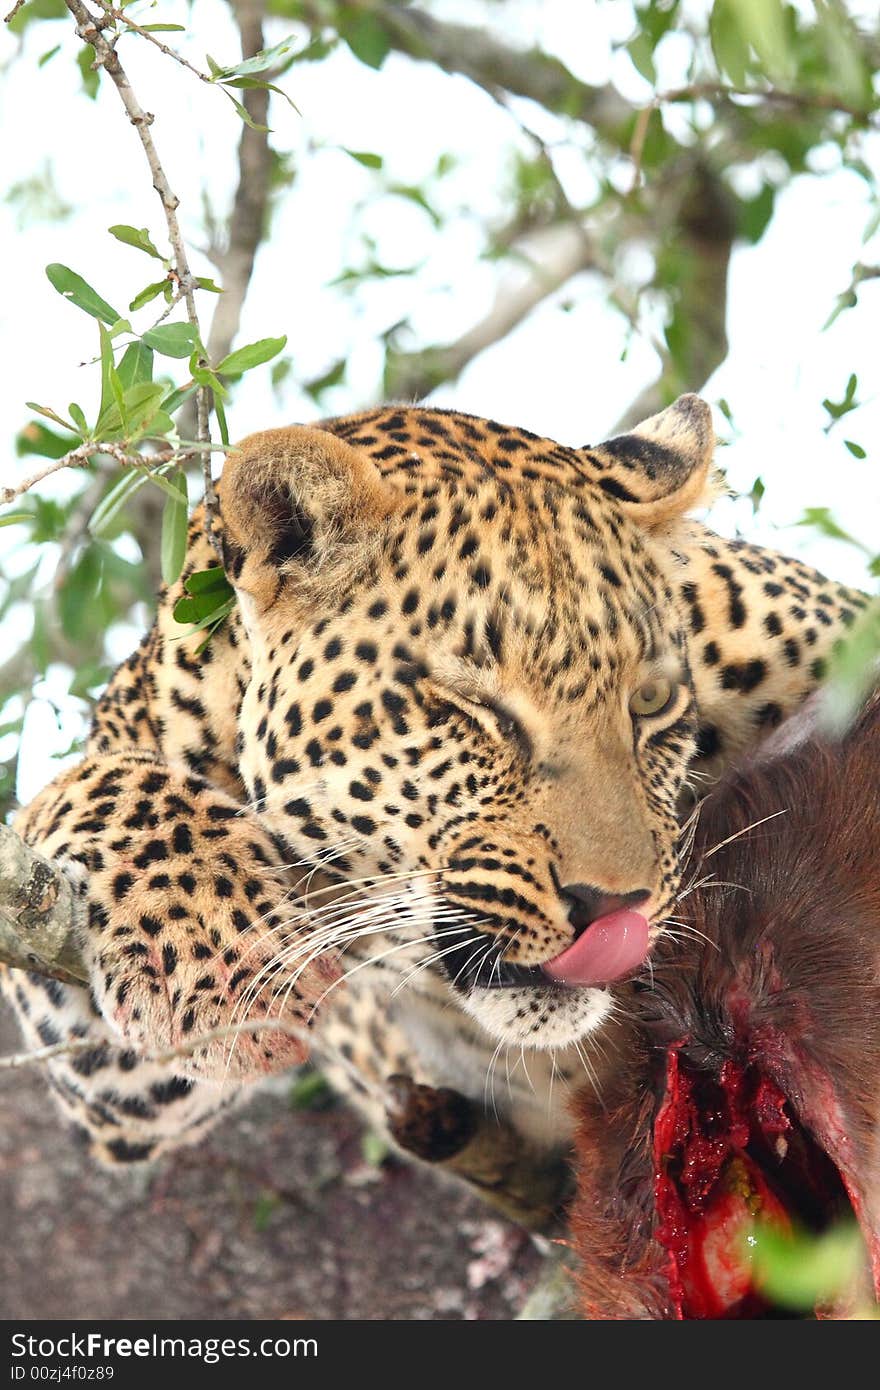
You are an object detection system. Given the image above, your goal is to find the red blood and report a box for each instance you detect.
[653,1047,792,1318]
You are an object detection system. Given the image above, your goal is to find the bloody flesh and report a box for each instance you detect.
[653,1048,793,1318]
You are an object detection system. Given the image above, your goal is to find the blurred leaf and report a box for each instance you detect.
[139,23,185,32]
[627,32,656,84]
[59,544,103,643]
[252,1191,279,1232]
[822,373,859,430]
[731,0,794,83]
[341,12,391,69]
[88,468,152,538]
[109,224,163,260]
[844,439,866,459]
[735,183,776,244]
[216,335,287,375]
[752,1221,865,1310]
[820,602,880,735]
[160,471,189,585]
[195,276,223,293]
[7,0,67,37]
[710,0,751,85]
[0,513,31,528]
[796,505,865,549]
[16,420,78,459]
[304,357,346,403]
[46,264,120,325]
[343,148,384,169]
[289,1068,332,1110]
[77,43,99,99]
[142,322,200,358]
[361,1130,391,1166]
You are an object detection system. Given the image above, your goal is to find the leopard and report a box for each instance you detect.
[2,393,868,1226]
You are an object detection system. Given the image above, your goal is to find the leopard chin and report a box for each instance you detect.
[458,980,614,1050]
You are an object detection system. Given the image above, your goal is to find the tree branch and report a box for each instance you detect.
[0,824,87,986]
[385,222,600,400]
[62,0,220,557]
[612,161,735,432]
[177,0,273,442]
[360,2,632,143]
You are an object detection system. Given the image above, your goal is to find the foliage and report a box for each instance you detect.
[1,0,879,821]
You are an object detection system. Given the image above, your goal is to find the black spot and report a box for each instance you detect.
[695,724,721,759]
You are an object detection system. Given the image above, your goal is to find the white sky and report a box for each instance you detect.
[1,0,878,801]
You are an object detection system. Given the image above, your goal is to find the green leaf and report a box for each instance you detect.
[195,276,223,294]
[341,13,391,69]
[736,183,776,245]
[0,512,31,528]
[182,566,233,597]
[221,75,299,113]
[88,468,151,538]
[752,1221,864,1310]
[212,33,299,79]
[94,380,162,440]
[77,43,99,99]
[627,32,656,84]
[161,382,197,415]
[109,224,163,260]
[116,341,154,391]
[361,1130,390,1167]
[216,335,287,376]
[796,506,864,549]
[343,149,384,169]
[46,263,120,326]
[844,440,867,459]
[223,91,271,132]
[129,280,168,312]
[303,357,346,404]
[25,401,77,432]
[730,0,794,84]
[38,44,61,67]
[59,544,103,643]
[160,471,189,585]
[289,1068,331,1110]
[68,402,90,437]
[142,321,200,357]
[139,22,185,31]
[709,0,750,86]
[98,322,115,421]
[214,394,230,448]
[16,420,78,460]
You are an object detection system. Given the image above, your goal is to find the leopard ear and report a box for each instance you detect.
[217,425,399,605]
[580,394,717,527]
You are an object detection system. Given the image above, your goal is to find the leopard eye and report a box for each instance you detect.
[629,678,676,718]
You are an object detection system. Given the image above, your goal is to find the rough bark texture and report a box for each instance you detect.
[0,824,86,986]
[0,1004,545,1319]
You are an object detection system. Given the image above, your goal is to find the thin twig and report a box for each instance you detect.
[655,80,877,126]
[63,0,221,559]
[96,2,215,86]
[2,442,178,507]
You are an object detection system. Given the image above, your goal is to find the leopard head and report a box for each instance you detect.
[218,396,715,1048]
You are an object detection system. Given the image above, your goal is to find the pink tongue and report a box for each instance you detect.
[542,910,650,987]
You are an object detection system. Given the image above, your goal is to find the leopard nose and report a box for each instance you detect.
[559,883,651,936]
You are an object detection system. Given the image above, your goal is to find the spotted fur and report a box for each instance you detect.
[3,396,867,1173]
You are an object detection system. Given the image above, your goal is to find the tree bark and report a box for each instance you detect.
[0,824,87,986]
